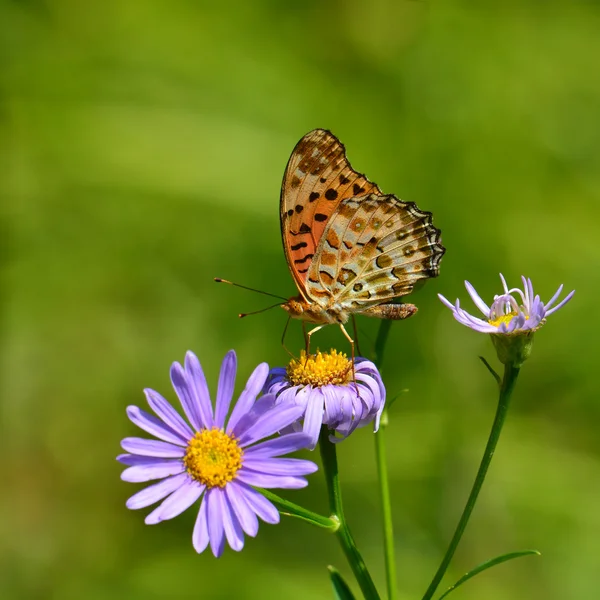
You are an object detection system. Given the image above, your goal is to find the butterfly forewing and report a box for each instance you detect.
[280,129,381,296]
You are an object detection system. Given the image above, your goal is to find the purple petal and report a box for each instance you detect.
[242,457,318,477]
[237,482,280,524]
[227,362,269,433]
[438,293,456,310]
[237,403,305,447]
[120,437,185,458]
[206,488,226,557]
[214,351,237,429]
[221,489,245,552]
[302,388,325,450]
[243,432,313,458]
[126,472,189,509]
[121,458,185,482]
[231,393,278,438]
[184,351,214,428]
[193,496,210,553]
[145,478,204,524]
[126,406,187,446]
[499,273,509,294]
[117,453,147,465]
[546,289,575,316]
[170,362,206,431]
[237,468,308,489]
[465,281,490,316]
[225,481,259,537]
[144,388,194,441]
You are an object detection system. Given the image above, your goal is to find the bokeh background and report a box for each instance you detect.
[2,1,598,599]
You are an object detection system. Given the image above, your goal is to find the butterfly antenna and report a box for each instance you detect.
[239,302,282,318]
[214,278,287,301]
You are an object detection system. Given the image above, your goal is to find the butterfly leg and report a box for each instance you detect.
[305,324,326,364]
[280,315,295,359]
[350,314,362,357]
[338,323,360,395]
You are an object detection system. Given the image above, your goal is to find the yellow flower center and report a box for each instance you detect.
[183,428,243,488]
[488,311,528,328]
[286,349,352,387]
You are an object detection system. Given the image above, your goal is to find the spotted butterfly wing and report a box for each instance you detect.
[280,129,381,299]
[280,129,445,325]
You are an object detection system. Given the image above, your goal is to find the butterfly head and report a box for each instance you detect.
[282,295,347,325]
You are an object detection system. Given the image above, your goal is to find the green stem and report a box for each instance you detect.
[421,363,521,600]
[319,428,381,600]
[373,319,398,600]
[374,408,397,600]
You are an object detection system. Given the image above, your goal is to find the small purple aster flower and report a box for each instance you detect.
[118,350,317,557]
[264,350,386,449]
[438,274,575,334]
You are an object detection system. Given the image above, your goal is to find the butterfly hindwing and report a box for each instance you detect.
[306,194,444,309]
[280,129,381,296]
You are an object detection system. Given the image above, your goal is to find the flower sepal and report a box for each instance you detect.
[491,330,535,367]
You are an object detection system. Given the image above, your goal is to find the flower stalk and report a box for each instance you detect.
[319,427,381,600]
[420,363,520,600]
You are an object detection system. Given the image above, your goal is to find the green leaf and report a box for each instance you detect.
[257,488,338,531]
[478,356,502,387]
[328,566,357,600]
[438,549,541,599]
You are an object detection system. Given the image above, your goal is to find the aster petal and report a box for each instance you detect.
[206,488,226,557]
[193,495,210,554]
[227,362,269,433]
[437,293,456,310]
[121,437,185,458]
[225,481,259,537]
[499,273,509,294]
[126,472,189,509]
[465,281,490,316]
[144,388,194,441]
[214,351,237,429]
[243,432,313,457]
[237,403,305,447]
[237,482,280,524]
[237,468,308,489]
[322,386,342,426]
[117,453,146,465]
[242,457,318,477]
[300,387,324,450]
[126,406,187,446]
[184,351,214,428]
[221,488,245,552]
[145,478,204,524]
[230,393,278,437]
[546,289,575,316]
[121,458,185,482]
[170,362,206,431]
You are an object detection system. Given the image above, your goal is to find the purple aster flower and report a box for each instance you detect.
[118,350,317,557]
[264,350,386,449]
[438,274,575,334]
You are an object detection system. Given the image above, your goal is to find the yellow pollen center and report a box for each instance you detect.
[286,349,352,387]
[184,428,243,488]
[488,311,528,328]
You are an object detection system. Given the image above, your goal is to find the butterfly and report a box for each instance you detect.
[279,129,445,351]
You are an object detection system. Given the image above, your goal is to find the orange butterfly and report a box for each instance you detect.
[279,129,445,351]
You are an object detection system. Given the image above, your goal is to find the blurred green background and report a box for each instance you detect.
[2,1,598,598]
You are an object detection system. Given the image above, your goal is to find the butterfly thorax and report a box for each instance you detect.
[282,296,348,325]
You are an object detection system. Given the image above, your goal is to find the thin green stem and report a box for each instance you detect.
[420,363,521,600]
[373,319,398,600]
[374,408,397,600]
[319,428,381,600]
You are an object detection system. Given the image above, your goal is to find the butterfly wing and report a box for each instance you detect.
[280,129,381,299]
[306,193,445,309]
